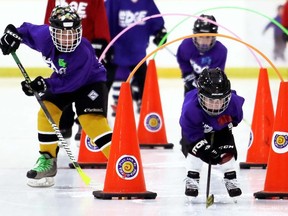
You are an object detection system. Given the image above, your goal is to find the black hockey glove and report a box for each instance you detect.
[92,39,112,64]
[283,32,288,42]
[153,27,167,46]
[0,24,22,55]
[21,76,47,96]
[191,139,221,165]
[183,73,197,93]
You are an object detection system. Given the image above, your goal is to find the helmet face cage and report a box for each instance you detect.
[49,6,82,52]
[197,68,231,116]
[193,15,218,53]
[198,93,231,116]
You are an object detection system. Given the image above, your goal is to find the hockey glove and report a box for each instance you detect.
[0,24,22,55]
[153,27,167,46]
[191,139,221,165]
[283,32,288,42]
[21,76,47,96]
[92,39,113,64]
[183,73,197,93]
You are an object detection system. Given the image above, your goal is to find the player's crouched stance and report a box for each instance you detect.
[179,68,244,198]
[0,6,112,187]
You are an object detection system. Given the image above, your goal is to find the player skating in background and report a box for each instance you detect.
[44,0,112,142]
[105,0,167,116]
[177,14,227,96]
[262,4,286,61]
[0,5,112,187]
[179,68,244,198]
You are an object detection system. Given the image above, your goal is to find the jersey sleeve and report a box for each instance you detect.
[17,22,51,53]
[176,40,194,77]
[91,0,110,42]
[230,91,245,126]
[104,0,119,39]
[282,2,288,28]
[44,0,55,24]
[179,91,205,143]
[210,42,227,70]
[147,0,165,35]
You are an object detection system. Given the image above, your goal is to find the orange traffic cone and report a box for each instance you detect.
[93,82,157,199]
[239,68,274,169]
[137,59,173,149]
[69,130,107,169]
[254,81,288,199]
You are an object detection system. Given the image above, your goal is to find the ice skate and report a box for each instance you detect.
[27,152,57,187]
[185,171,200,197]
[223,171,242,197]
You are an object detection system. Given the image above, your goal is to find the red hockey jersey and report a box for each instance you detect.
[44,0,110,42]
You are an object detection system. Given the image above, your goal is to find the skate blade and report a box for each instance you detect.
[206,194,214,208]
[187,195,237,205]
[27,177,55,187]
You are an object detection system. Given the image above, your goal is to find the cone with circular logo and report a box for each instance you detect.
[254,81,288,199]
[137,59,173,149]
[239,68,274,169]
[69,130,107,169]
[93,82,157,199]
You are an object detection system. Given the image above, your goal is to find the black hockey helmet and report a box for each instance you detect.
[197,68,231,116]
[193,14,218,34]
[49,5,82,52]
[192,14,218,53]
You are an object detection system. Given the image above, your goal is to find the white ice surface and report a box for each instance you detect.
[0,77,286,216]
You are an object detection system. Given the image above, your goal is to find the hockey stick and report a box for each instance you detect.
[206,132,215,208]
[164,46,176,57]
[11,52,91,186]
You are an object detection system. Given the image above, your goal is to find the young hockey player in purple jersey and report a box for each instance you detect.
[105,0,167,116]
[44,0,112,142]
[177,14,228,95]
[179,68,244,198]
[0,5,112,187]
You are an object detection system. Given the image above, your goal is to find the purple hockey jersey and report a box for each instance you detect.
[179,89,245,144]
[105,0,165,66]
[17,22,106,94]
[177,38,227,78]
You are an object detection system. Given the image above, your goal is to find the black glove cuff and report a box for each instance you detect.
[153,27,167,45]
[5,24,22,42]
[31,76,47,93]
[191,139,209,156]
[183,73,196,83]
[91,39,109,58]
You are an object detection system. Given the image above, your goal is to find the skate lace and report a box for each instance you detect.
[224,178,239,190]
[33,155,53,172]
[185,178,199,190]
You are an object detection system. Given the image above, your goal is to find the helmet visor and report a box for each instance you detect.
[193,36,216,53]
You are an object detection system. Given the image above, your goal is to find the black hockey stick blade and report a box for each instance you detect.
[206,194,214,208]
